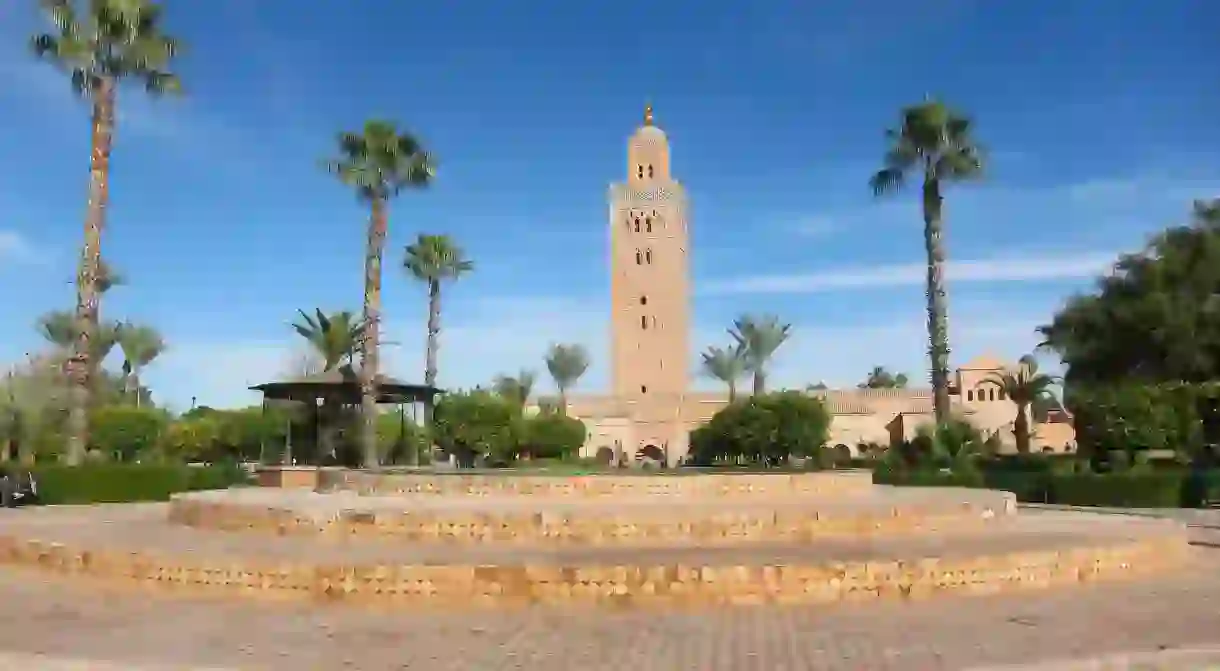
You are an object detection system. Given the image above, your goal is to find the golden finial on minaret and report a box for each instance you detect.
[643,102,654,126]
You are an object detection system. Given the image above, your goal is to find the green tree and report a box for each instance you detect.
[859,366,909,389]
[325,120,435,468]
[729,314,792,394]
[1039,199,1220,385]
[985,355,1059,454]
[492,369,536,411]
[116,322,165,406]
[521,412,586,460]
[290,309,365,371]
[701,391,831,466]
[870,99,984,424]
[432,390,519,467]
[403,233,474,415]
[544,343,590,413]
[32,0,183,465]
[700,344,746,402]
[89,405,169,461]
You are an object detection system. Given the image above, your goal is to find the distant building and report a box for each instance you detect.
[533,107,1075,464]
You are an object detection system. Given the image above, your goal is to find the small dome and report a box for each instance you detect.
[633,125,668,141]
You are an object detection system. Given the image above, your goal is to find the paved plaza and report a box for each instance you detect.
[0,512,1217,671]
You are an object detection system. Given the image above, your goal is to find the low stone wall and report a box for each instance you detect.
[0,532,1189,608]
[167,492,1016,545]
[318,470,874,498]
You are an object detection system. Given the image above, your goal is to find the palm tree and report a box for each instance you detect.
[700,345,746,402]
[986,355,1059,454]
[859,366,909,389]
[325,120,434,468]
[31,0,183,465]
[870,99,984,425]
[403,233,474,418]
[492,370,536,411]
[116,322,165,406]
[37,310,119,369]
[729,314,792,395]
[544,344,590,413]
[290,309,366,372]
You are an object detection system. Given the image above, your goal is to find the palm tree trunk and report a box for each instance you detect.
[131,370,141,408]
[65,78,117,466]
[752,371,765,396]
[922,176,951,425]
[558,387,568,416]
[423,279,441,433]
[727,380,737,403]
[358,197,388,469]
[1014,402,1031,454]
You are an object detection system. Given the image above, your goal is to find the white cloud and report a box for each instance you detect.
[701,252,1117,296]
[147,293,1056,411]
[0,230,40,266]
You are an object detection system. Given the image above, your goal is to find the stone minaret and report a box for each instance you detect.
[608,104,690,404]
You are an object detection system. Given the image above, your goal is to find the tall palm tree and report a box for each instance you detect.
[403,233,474,418]
[290,309,366,372]
[700,345,746,402]
[986,355,1059,454]
[870,99,984,424]
[544,344,590,414]
[31,0,182,465]
[37,310,119,368]
[729,314,792,395]
[325,120,434,468]
[116,322,165,407]
[492,369,536,411]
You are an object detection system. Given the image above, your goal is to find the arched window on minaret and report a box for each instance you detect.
[633,217,640,233]
[645,249,653,264]
[635,250,642,265]
[967,390,974,402]
[640,315,648,330]
[645,216,652,232]
[637,165,644,179]
[648,165,654,178]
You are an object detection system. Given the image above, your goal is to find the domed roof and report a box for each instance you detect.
[631,103,668,141]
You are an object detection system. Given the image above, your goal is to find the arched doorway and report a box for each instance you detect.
[594,446,615,465]
[636,443,665,467]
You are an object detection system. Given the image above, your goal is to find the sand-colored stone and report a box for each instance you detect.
[317,469,874,497]
[168,485,1017,545]
[0,503,1191,609]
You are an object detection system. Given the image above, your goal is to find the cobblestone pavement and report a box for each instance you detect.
[0,547,1218,670]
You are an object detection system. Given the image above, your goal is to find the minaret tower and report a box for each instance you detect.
[608,104,690,402]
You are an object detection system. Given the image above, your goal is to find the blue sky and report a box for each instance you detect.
[1,0,1217,410]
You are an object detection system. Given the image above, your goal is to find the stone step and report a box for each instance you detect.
[168,486,1017,544]
[0,505,1190,608]
[319,469,874,498]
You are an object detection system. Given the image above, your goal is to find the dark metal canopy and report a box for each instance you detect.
[249,365,442,405]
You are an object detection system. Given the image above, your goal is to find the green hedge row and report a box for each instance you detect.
[20,462,252,505]
[873,466,1220,508]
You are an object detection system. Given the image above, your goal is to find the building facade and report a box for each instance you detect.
[550,108,1075,464]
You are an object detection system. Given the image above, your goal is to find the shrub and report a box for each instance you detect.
[89,406,171,461]
[432,390,520,465]
[1069,383,1203,459]
[1048,471,1184,508]
[521,412,586,460]
[872,466,984,488]
[160,416,223,462]
[28,462,249,505]
[701,391,831,466]
[375,411,430,465]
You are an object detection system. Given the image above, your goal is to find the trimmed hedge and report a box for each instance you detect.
[874,464,1220,508]
[21,462,251,505]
